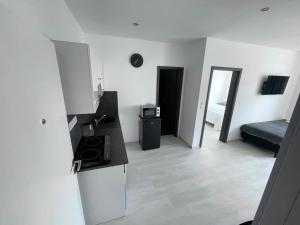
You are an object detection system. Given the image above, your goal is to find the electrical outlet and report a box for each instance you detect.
[68,116,77,131]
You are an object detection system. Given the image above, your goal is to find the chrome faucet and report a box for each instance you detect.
[93,115,107,127]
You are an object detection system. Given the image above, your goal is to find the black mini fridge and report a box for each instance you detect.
[139,116,161,150]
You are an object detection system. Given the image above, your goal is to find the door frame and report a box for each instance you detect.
[199,66,242,147]
[156,66,184,137]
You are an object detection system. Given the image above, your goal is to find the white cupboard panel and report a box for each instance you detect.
[77,165,126,225]
[53,40,99,114]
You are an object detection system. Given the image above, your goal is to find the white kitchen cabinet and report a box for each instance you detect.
[53,40,100,114]
[77,165,127,225]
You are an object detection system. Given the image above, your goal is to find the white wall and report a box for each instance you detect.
[195,38,300,144]
[0,1,87,224]
[87,34,186,142]
[0,5,85,225]
[0,0,85,42]
[208,70,232,106]
[178,39,207,147]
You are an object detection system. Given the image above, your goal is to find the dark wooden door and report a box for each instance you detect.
[158,68,183,136]
[253,95,300,225]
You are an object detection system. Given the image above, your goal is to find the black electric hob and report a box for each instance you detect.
[74,135,111,170]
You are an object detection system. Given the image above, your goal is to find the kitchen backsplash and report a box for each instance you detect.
[67,114,92,153]
[67,91,119,153]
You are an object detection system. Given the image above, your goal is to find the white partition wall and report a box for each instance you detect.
[0,6,85,225]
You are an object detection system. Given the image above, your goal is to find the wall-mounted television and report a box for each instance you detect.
[261,75,289,95]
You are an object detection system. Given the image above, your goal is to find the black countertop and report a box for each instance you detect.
[76,91,128,172]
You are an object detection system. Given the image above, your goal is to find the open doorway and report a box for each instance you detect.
[157,66,184,136]
[200,66,242,147]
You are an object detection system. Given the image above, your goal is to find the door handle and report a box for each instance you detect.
[71,160,82,173]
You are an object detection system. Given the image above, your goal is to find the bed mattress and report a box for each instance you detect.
[240,120,288,145]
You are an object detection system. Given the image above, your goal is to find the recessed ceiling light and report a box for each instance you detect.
[133,22,139,26]
[260,7,270,12]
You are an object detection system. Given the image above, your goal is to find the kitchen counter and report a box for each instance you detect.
[77,91,128,172]
[75,92,128,225]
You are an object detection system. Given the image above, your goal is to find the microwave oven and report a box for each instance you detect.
[140,104,160,118]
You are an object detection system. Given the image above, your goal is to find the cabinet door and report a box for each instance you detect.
[141,118,161,150]
[77,165,126,225]
[53,41,96,114]
[0,8,84,225]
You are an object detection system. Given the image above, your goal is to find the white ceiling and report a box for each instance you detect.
[65,0,300,50]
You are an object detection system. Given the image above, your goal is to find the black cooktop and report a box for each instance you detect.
[74,135,111,170]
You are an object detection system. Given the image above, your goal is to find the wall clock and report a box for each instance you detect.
[130,53,143,68]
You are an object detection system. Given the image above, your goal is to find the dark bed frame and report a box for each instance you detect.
[241,132,280,157]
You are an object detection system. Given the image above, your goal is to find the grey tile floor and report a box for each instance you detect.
[103,125,275,225]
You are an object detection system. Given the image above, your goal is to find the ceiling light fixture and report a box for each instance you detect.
[133,22,139,26]
[260,7,270,12]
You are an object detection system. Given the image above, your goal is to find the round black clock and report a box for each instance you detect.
[130,53,143,68]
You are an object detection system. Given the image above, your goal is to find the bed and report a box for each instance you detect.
[206,103,226,131]
[240,120,289,157]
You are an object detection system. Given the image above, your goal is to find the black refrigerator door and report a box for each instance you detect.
[139,117,161,150]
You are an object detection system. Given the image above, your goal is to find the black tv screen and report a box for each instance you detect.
[261,75,289,95]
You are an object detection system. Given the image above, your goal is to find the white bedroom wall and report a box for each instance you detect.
[87,33,187,142]
[0,0,85,42]
[195,38,300,143]
[208,70,232,106]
